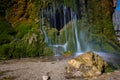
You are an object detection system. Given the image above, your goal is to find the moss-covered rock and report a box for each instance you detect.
[65,51,115,79]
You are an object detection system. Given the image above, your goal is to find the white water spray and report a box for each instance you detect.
[71,9,81,52]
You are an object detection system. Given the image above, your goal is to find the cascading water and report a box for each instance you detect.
[63,6,68,42]
[41,9,49,44]
[41,4,69,56]
[71,10,81,52]
[40,1,90,56]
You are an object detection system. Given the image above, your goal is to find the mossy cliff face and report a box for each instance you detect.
[87,0,114,36]
[86,0,120,52]
[0,0,53,59]
[0,0,120,59]
[55,0,120,53]
[6,0,39,25]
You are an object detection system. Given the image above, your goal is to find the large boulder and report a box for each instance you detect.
[65,51,109,79]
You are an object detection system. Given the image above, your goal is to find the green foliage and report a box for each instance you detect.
[87,0,116,42]
[0,41,25,59]
[25,40,44,57]
[42,47,53,56]
[0,19,54,59]
[0,22,54,60]
[0,17,15,45]
[0,38,53,60]
[34,0,53,9]
[0,45,8,60]
[105,63,117,72]
[15,23,32,39]
[64,0,77,12]
[45,27,58,44]
[88,34,120,53]
[0,0,11,16]
[0,17,16,34]
[0,34,13,45]
[85,0,120,53]
[62,50,72,57]
[0,0,55,60]
[12,41,28,58]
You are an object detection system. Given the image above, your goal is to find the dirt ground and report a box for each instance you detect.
[0,57,71,80]
[0,57,120,80]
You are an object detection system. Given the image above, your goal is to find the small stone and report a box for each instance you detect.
[42,72,50,80]
[42,76,49,80]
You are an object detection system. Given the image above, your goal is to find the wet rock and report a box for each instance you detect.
[65,51,108,79]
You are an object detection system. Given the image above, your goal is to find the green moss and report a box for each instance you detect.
[0,20,49,59]
[42,47,53,56]
[88,34,120,53]
[62,51,72,57]
[0,17,16,45]
[0,42,20,59]
[0,0,11,16]
[0,37,48,59]
[0,17,15,34]
[0,34,13,45]
[15,23,32,39]
[87,0,119,47]
[64,0,77,12]
[105,63,117,72]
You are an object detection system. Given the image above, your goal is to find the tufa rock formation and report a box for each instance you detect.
[65,51,109,79]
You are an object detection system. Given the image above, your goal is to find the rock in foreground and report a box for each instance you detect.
[65,51,110,79]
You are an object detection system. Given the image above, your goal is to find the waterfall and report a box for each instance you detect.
[41,5,69,56]
[40,1,88,56]
[63,6,68,42]
[74,15,81,52]
[51,42,68,56]
[71,10,81,52]
[41,9,49,44]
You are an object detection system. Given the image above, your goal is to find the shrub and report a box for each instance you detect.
[15,23,32,39]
